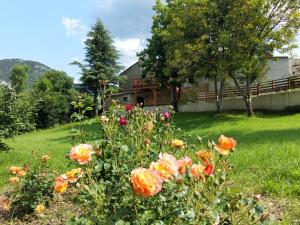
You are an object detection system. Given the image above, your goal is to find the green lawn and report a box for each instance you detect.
[0,121,102,190]
[1,112,300,223]
[175,112,300,223]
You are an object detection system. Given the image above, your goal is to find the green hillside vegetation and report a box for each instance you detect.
[0,59,51,86]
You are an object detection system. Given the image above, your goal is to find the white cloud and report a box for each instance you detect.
[70,56,81,62]
[62,17,88,37]
[114,38,146,67]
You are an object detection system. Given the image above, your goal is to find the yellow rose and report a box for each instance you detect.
[35,204,45,214]
[9,176,19,184]
[171,139,184,149]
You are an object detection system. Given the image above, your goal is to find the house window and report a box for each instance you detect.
[123,96,128,102]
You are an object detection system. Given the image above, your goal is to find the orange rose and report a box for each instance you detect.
[9,166,22,175]
[9,176,19,184]
[176,157,192,175]
[65,168,83,183]
[213,135,236,155]
[0,196,10,212]
[171,139,184,149]
[54,176,68,193]
[69,144,94,164]
[9,166,26,177]
[150,160,175,182]
[130,168,163,197]
[42,155,51,161]
[18,170,26,177]
[35,204,45,214]
[190,164,206,181]
[150,153,179,181]
[196,150,213,163]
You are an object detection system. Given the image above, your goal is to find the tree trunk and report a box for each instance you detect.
[93,89,99,117]
[214,78,225,113]
[171,85,181,112]
[102,84,106,113]
[98,84,105,114]
[214,79,220,113]
[245,78,254,117]
[219,78,225,112]
[231,76,254,117]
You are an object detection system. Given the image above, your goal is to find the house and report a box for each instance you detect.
[113,57,297,107]
[113,62,172,106]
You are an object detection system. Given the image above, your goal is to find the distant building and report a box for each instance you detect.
[113,57,299,107]
[113,62,172,106]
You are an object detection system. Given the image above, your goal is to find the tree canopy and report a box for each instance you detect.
[73,19,122,116]
[9,64,29,94]
[140,0,300,116]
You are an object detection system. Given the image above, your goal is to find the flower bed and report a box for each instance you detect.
[1,102,269,224]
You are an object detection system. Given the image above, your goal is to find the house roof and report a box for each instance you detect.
[119,62,139,76]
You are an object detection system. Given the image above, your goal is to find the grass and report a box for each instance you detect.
[174,112,300,223]
[0,121,102,189]
[1,112,300,223]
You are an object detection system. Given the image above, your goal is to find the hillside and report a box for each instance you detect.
[0,59,51,86]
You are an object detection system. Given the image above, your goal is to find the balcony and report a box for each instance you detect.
[132,78,156,89]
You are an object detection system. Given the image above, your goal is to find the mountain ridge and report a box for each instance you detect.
[0,58,52,86]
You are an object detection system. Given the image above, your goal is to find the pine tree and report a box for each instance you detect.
[76,18,122,116]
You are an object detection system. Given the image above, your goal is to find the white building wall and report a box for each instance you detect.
[197,57,291,92]
[265,57,290,81]
[179,89,300,112]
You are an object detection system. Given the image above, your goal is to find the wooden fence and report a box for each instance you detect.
[181,75,300,103]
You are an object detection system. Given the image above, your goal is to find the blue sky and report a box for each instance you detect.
[0,0,299,82]
[0,0,155,81]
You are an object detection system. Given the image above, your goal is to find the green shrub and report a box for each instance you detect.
[0,84,35,138]
[8,156,54,218]
[0,85,17,138]
[0,139,12,152]
[34,92,72,128]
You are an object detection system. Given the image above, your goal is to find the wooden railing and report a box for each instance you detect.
[181,75,300,103]
[143,90,172,106]
[132,78,156,89]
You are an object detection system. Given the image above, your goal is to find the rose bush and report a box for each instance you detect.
[4,155,55,218]
[0,101,269,223]
[65,102,269,224]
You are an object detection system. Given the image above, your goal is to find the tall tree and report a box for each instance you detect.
[138,1,187,112]
[150,0,299,116]
[161,0,233,113]
[227,0,300,117]
[9,64,29,94]
[73,19,122,116]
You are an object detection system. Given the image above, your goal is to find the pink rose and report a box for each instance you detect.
[162,111,170,120]
[125,104,133,112]
[119,116,128,126]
